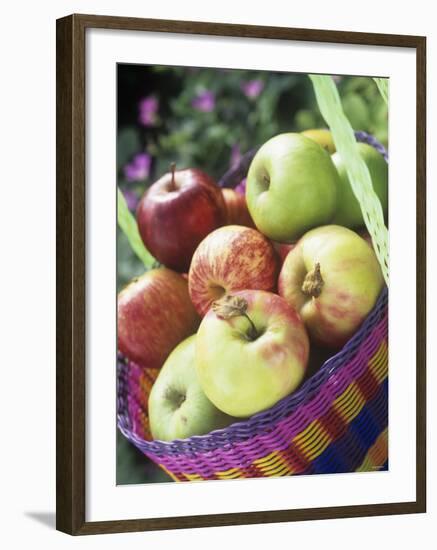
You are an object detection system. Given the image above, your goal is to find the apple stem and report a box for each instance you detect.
[242,313,258,340]
[302,262,324,298]
[169,162,176,190]
[212,295,259,340]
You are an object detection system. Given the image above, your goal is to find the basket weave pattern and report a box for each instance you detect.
[118,289,388,481]
[117,131,389,481]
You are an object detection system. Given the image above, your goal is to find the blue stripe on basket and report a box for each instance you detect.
[310,379,388,474]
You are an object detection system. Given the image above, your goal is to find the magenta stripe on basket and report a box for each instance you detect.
[145,313,388,474]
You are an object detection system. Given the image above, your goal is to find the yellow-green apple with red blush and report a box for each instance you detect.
[195,290,309,417]
[188,225,279,317]
[357,229,373,248]
[148,335,236,441]
[222,188,254,227]
[278,225,384,348]
[136,164,226,272]
[246,133,340,242]
[118,268,200,369]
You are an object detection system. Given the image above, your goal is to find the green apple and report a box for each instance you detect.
[246,133,340,242]
[301,128,336,154]
[148,335,236,441]
[331,142,388,228]
[195,290,309,417]
[278,225,384,348]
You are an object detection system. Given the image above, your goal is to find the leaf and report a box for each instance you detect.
[117,188,156,269]
[309,75,389,285]
[212,295,248,320]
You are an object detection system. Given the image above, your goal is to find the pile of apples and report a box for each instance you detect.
[118,131,387,442]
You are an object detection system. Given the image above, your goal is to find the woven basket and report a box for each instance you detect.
[117,131,389,481]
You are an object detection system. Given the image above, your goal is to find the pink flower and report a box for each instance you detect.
[138,96,159,126]
[123,153,151,182]
[191,90,215,112]
[241,80,264,99]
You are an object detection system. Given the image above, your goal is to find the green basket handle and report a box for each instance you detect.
[310,75,389,286]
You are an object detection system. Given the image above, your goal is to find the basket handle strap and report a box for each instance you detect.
[310,75,389,285]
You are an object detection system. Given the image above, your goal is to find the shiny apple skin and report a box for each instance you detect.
[118,268,200,369]
[188,225,279,317]
[222,188,254,227]
[148,335,236,441]
[278,225,384,348]
[246,133,340,243]
[136,168,226,272]
[195,290,309,417]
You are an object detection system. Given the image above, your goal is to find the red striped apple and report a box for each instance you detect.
[278,225,384,348]
[136,165,226,272]
[188,225,279,316]
[118,268,200,369]
[195,291,309,417]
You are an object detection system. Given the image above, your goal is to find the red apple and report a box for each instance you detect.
[136,165,226,272]
[222,188,254,227]
[272,241,296,264]
[118,267,200,369]
[188,225,279,317]
[278,225,384,348]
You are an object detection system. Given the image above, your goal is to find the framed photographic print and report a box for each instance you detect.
[56,13,426,535]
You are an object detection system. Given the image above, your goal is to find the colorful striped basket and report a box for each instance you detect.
[117,131,389,481]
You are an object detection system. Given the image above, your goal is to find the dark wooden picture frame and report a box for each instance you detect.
[56,13,426,536]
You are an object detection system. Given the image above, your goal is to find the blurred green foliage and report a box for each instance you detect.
[116,65,388,483]
[117,67,388,292]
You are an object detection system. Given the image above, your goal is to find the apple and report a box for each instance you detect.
[118,267,200,369]
[136,164,226,272]
[278,225,384,348]
[148,335,236,441]
[222,187,254,227]
[246,133,340,243]
[195,290,310,417]
[272,241,296,264]
[301,128,336,154]
[331,142,388,228]
[188,225,279,316]
[357,228,373,248]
